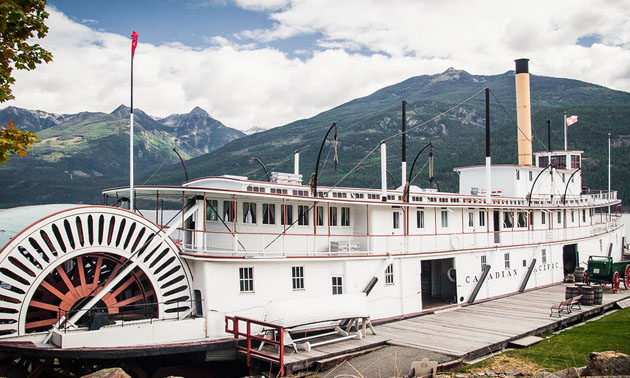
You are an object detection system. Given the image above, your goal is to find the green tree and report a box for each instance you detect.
[0,121,38,163]
[0,0,51,162]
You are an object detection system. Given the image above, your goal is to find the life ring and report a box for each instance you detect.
[447,267,456,283]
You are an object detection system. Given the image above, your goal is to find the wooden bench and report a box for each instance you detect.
[550,298,572,317]
[569,294,583,311]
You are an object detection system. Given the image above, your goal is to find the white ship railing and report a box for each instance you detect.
[179,213,622,258]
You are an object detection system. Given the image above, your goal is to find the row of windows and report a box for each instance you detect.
[238,264,396,294]
[216,200,594,231]
[206,200,350,227]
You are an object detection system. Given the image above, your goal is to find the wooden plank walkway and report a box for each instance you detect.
[376,284,630,360]
[246,284,630,374]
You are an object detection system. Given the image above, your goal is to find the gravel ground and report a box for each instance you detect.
[310,345,454,378]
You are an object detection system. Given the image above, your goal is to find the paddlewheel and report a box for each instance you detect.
[0,206,193,337]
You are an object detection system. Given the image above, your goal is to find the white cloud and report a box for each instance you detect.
[4,1,630,131]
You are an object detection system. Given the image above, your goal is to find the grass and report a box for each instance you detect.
[458,308,630,374]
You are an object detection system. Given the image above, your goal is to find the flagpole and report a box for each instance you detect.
[130,32,138,212]
[563,111,567,151]
[608,132,611,219]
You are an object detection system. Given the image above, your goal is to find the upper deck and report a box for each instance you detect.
[102,173,621,259]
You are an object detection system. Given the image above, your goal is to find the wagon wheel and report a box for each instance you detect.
[612,272,620,293]
[624,265,630,290]
[583,272,590,285]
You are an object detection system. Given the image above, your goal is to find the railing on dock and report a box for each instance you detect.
[225,315,286,377]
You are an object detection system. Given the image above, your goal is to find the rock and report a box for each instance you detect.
[535,372,559,378]
[582,351,630,376]
[81,368,131,378]
[552,366,582,378]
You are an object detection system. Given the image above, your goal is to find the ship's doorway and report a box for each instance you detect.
[562,244,578,276]
[421,258,456,309]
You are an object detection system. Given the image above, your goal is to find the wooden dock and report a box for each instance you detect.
[247,284,630,375]
[377,284,629,360]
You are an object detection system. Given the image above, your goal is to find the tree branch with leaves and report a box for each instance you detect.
[0,0,52,163]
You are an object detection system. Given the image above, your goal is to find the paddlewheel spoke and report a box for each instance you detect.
[25,253,158,333]
[624,265,630,290]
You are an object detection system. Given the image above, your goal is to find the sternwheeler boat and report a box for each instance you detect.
[0,59,624,375]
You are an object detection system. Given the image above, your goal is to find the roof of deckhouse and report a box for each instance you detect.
[101,175,618,210]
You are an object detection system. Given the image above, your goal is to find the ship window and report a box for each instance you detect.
[417,208,424,228]
[468,211,474,227]
[582,209,586,222]
[571,155,581,169]
[523,259,527,267]
[517,212,527,228]
[529,171,533,181]
[262,203,275,225]
[393,211,401,229]
[292,266,304,290]
[205,199,218,222]
[541,211,546,225]
[341,207,350,226]
[539,156,549,167]
[441,209,448,228]
[600,239,603,252]
[557,211,562,224]
[281,204,293,225]
[504,253,510,269]
[481,255,487,271]
[317,206,324,226]
[385,264,394,285]
[541,249,547,264]
[516,170,520,180]
[243,202,257,224]
[479,210,486,227]
[332,276,343,295]
[562,173,566,183]
[329,207,338,226]
[223,201,235,222]
[239,267,254,293]
[570,210,575,223]
[503,211,513,228]
[297,205,309,226]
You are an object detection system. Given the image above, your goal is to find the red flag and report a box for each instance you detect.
[131,31,139,58]
[566,115,578,127]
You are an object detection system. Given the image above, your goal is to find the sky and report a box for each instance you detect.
[4,0,630,131]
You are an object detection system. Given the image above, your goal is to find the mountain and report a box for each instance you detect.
[0,106,244,207]
[149,69,630,202]
[244,126,268,135]
[2,68,629,208]
[159,106,244,153]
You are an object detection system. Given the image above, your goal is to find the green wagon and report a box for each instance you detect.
[584,256,630,293]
